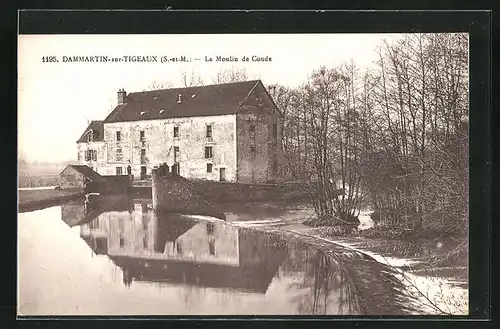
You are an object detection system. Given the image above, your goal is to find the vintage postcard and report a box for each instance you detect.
[18,33,469,316]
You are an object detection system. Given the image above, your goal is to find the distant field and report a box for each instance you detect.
[18,174,60,188]
[18,189,83,212]
[18,160,69,188]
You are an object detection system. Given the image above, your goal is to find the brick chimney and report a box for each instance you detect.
[117,88,127,105]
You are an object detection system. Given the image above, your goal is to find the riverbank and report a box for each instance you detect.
[299,210,468,284]
[302,225,468,315]
[321,225,468,280]
[229,207,468,315]
[18,189,83,213]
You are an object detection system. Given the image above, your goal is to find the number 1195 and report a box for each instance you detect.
[42,56,58,63]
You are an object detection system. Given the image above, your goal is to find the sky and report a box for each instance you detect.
[18,34,403,163]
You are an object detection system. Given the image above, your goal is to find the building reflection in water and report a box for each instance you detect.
[64,197,286,294]
[61,197,417,315]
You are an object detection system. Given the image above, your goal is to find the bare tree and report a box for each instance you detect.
[362,33,468,235]
[211,67,249,84]
[267,84,307,180]
[180,69,204,87]
[298,65,363,225]
[275,34,468,239]
[148,80,173,90]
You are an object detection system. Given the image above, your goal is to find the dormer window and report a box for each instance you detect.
[87,130,93,142]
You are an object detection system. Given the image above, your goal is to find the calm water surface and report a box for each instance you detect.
[18,195,422,316]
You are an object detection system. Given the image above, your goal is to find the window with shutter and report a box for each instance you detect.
[205,146,213,159]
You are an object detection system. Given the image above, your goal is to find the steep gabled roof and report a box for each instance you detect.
[81,236,108,255]
[76,121,104,143]
[154,216,197,253]
[63,165,106,182]
[103,80,265,123]
[110,256,277,293]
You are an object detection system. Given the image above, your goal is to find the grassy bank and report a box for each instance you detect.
[18,189,83,213]
[297,223,469,314]
[319,225,468,284]
[327,225,467,261]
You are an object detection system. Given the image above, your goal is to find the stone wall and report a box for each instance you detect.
[152,164,311,213]
[59,166,84,190]
[152,170,226,219]
[236,82,282,184]
[84,175,131,194]
[76,141,107,175]
[190,180,310,203]
[103,114,237,181]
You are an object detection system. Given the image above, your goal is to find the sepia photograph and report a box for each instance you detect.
[18,33,469,316]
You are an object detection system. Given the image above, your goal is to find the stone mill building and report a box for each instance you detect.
[76,80,283,184]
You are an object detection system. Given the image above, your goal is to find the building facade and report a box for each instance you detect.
[76,121,107,175]
[59,164,106,190]
[76,80,282,183]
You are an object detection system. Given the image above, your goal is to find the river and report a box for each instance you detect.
[18,195,433,316]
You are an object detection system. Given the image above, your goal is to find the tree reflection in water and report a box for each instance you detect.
[287,248,360,315]
[285,244,418,315]
[67,197,420,315]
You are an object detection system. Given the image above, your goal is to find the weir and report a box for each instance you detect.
[151,165,226,220]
